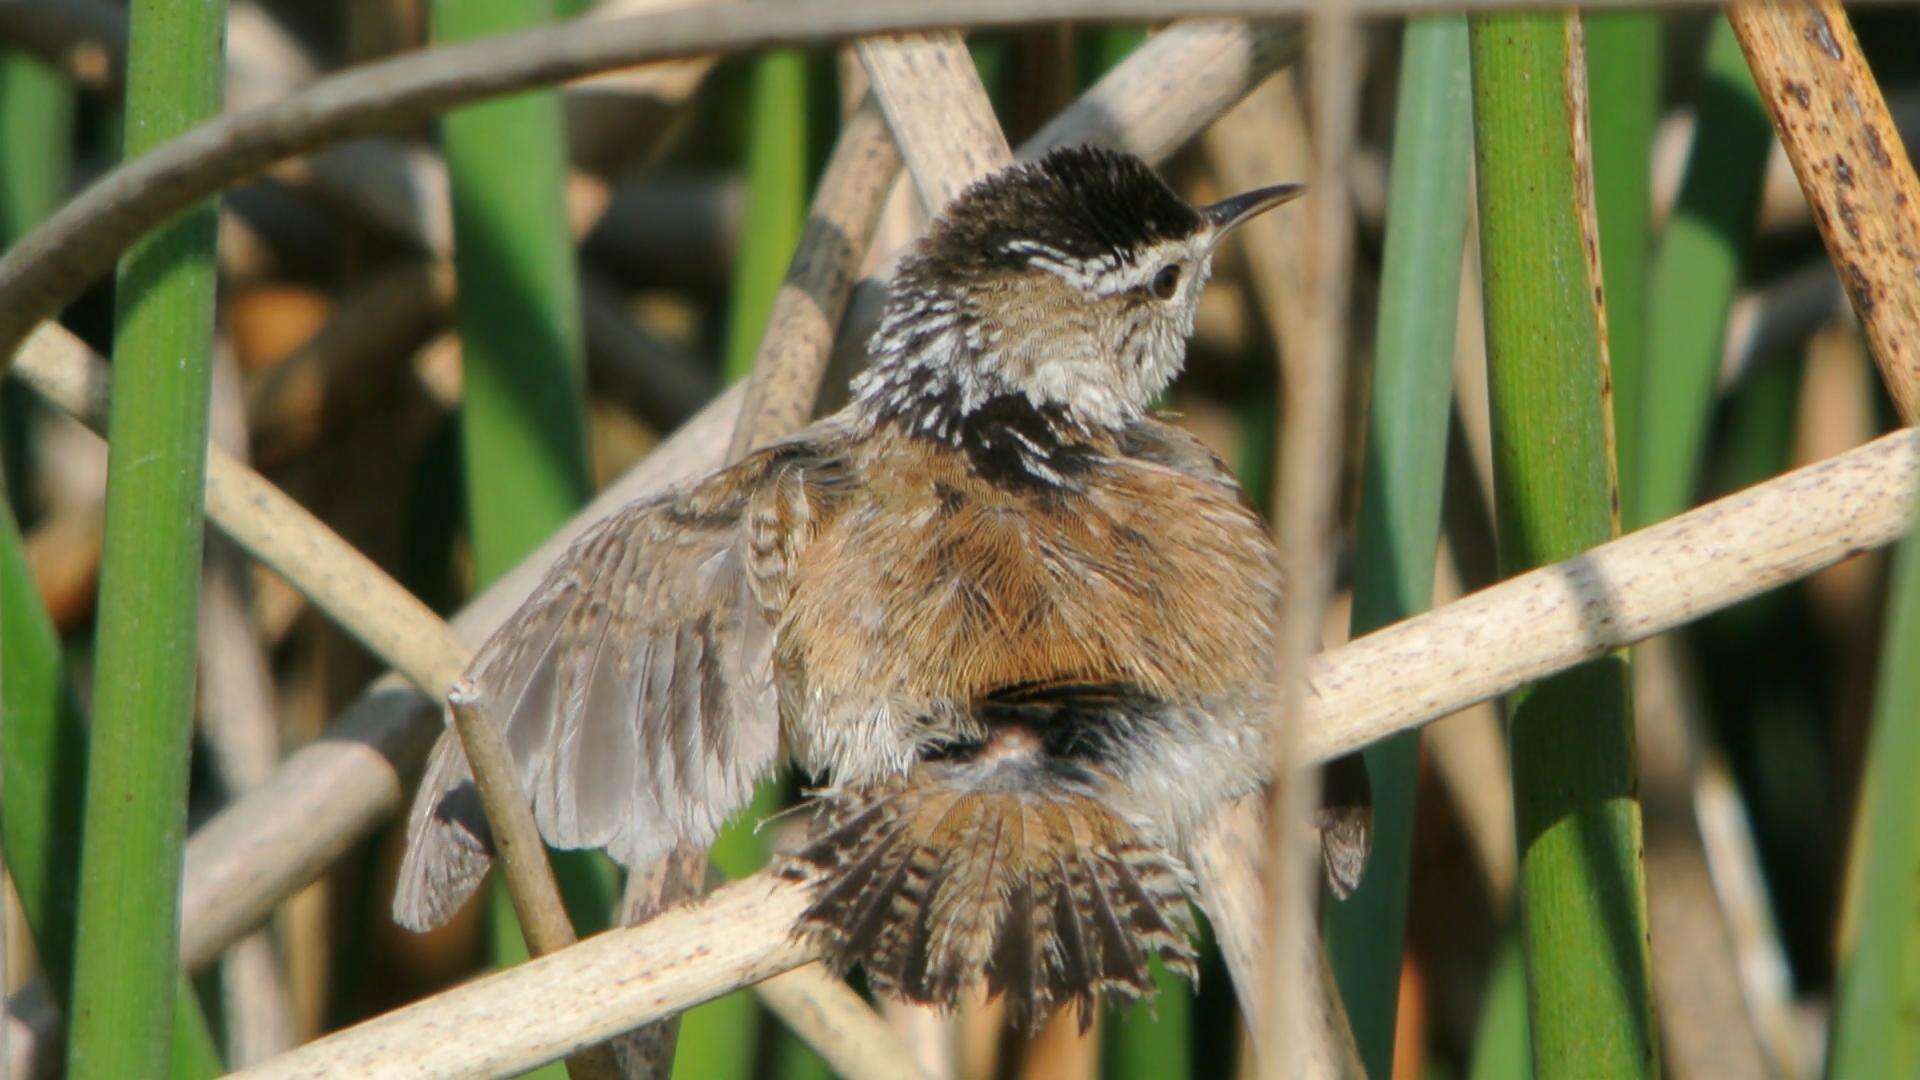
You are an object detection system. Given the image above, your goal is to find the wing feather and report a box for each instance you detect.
[393,433,846,931]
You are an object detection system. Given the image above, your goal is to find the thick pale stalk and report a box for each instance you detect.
[1467,10,1658,1076]
[1260,8,1361,1076]
[65,1,225,1075]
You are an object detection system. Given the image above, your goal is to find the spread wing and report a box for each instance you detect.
[394,434,845,931]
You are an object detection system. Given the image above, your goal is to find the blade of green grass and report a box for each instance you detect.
[678,48,811,1080]
[430,4,602,1077]
[2,43,220,1080]
[1825,459,1920,1074]
[2,508,227,1080]
[1467,11,1660,1076]
[1080,25,1145,85]
[1103,958,1193,1080]
[723,51,810,383]
[0,50,72,505]
[1466,932,1535,1080]
[436,0,592,581]
[0,506,86,1033]
[0,51,70,250]
[1631,17,1771,529]
[1324,16,1473,1080]
[1583,12,1661,518]
[64,1,226,1074]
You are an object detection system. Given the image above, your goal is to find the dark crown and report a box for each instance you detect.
[905,145,1202,282]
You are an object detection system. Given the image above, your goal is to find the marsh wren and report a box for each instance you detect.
[395,145,1369,1027]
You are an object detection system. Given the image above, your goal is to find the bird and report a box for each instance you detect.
[393,144,1370,1030]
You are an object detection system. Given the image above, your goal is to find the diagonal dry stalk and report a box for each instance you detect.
[1633,637,1783,1076]
[1192,799,1362,1073]
[232,420,1920,1078]
[1728,0,1920,422]
[727,92,901,461]
[856,32,1013,208]
[444,692,622,1080]
[13,323,474,700]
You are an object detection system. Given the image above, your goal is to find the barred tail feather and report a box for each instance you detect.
[779,763,1196,1031]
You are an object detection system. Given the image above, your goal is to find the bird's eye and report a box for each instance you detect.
[1150,264,1182,300]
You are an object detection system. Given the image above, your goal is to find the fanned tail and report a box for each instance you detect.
[778,758,1196,1031]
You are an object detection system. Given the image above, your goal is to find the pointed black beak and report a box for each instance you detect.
[1200,183,1306,242]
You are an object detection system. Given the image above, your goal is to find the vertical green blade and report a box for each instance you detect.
[1633,18,1771,529]
[1584,13,1661,519]
[66,1,228,1075]
[432,3,601,1076]
[1325,16,1473,1080]
[1468,10,1659,1076]
[436,0,592,588]
[1825,474,1920,1075]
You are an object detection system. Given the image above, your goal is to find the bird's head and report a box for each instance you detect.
[852,144,1302,446]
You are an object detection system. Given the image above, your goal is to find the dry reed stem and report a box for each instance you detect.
[1728,0,1920,422]
[444,689,621,1080]
[727,93,902,460]
[1695,755,1819,1075]
[1257,7,1362,1075]
[880,999,958,1080]
[238,875,818,1079]
[443,692,577,958]
[1191,798,1365,1072]
[12,323,473,699]
[857,33,1014,210]
[167,13,1298,979]
[755,966,931,1080]
[1633,637,1782,1077]
[201,351,299,1066]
